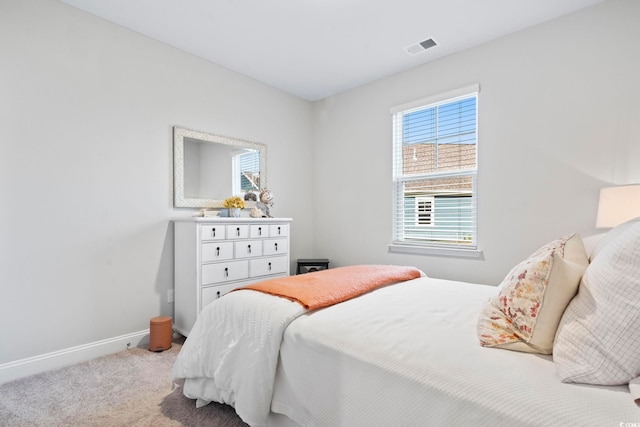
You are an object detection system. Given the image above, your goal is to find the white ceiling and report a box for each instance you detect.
[59,0,603,101]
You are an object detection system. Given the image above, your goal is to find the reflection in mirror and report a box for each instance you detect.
[183,139,260,199]
[173,126,267,208]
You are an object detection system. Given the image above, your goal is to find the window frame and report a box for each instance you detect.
[389,84,482,259]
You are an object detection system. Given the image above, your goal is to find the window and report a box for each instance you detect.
[415,196,434,226]
[391,85,478,254]
[231,149,261,196]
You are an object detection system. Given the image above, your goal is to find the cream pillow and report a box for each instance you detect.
[554,220,640,385]
[477,234,588,354]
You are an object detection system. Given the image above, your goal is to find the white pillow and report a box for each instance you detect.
[589,216,640,261]
[554,220,640,385]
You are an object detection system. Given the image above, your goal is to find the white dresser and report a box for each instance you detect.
[173,217,292,336]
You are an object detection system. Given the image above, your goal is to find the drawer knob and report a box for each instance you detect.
[216,246,220,257]
[224,267,229,278]
[258,227,262,236]
[247,244,251,254]
[211,227,216,238]
[277,226,281,235]
[236,227,240,237]
[268,262,272,271]
[217,291,221,299]
[274,242,278,251]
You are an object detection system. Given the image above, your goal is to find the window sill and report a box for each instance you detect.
[388,243,484,259]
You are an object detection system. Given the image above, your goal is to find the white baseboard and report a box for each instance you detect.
[0,329,150,385]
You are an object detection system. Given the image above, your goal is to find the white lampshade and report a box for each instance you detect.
[596,184,640,228]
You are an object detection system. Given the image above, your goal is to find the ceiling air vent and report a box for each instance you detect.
[405,38,437,56]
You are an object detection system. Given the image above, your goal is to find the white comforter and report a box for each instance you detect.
[174,277,640,427]
[172,289,305,427]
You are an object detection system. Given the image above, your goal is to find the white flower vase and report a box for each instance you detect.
[230,208,241,217]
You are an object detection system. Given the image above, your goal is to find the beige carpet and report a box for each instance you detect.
[0,338,248,426]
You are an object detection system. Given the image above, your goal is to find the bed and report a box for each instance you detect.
[173,222,640,427]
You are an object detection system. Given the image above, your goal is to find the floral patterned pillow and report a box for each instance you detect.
[477,234,588,354]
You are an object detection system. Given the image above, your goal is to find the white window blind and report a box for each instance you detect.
[392,87,478,251]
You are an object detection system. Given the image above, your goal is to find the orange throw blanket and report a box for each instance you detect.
[238,264,423,310]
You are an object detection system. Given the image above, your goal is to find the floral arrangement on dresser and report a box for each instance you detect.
[223,196,246,209]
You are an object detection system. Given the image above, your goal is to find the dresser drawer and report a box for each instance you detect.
[227,224,249,239]
[201,241,234,262]
[251,256,289,277]
[269,224,289,237]
[200,224,226,241]
[202,260,249,285]
[235,240,264,258]
[263,238,288,256]
[250,224,268,238]
[201,283,239,309]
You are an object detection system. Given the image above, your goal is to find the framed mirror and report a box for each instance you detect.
[173,126,267,208]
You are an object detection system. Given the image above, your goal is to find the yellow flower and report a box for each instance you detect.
[223,196,246,209]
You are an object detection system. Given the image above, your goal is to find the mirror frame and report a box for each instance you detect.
[173,126,268,208]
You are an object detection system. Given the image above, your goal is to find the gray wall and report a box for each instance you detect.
[311,0,640,285]
[0,0,314,364]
